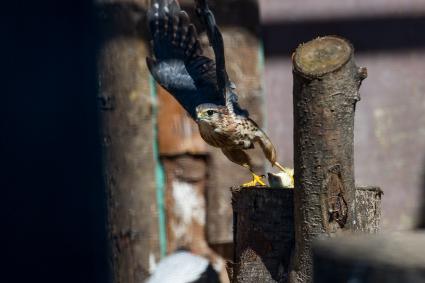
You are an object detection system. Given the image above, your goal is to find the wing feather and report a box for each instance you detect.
[147,0,224,119]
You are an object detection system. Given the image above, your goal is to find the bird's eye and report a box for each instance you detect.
[206,110,214,116]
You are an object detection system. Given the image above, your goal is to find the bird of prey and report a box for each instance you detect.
[147,0,291,186]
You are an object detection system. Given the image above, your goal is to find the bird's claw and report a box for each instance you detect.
[241,173,266,187]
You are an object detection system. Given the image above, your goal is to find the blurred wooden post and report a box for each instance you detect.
[96,2,160,282]
[291,36,371,283]
[157,84,210,255]
[232,188,294,283]
[313,233,425,282]
[157,78,230,283]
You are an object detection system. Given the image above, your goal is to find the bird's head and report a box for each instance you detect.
[195,103,227,125]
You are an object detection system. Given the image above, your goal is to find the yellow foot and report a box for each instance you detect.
[241,173,266,187]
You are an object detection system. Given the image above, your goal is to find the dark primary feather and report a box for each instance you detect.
[194,0,248,116]
[146,0,247,119]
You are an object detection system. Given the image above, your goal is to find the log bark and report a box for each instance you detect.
[354,186,383,233]
[291,36,368,283]
[231,186,381,283]
[232,187,294,283]
[313,232,425,282]
[96,2,159,282]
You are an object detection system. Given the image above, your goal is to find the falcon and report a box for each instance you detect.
[147,0,292,186]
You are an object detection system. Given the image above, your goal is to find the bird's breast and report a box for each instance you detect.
[197,121,253,149]
[198,122,226,147]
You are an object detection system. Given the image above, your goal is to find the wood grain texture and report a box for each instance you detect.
[96,1,159,282]
[232,187,294,283]
[291,36,367,283]
[354,186,383,233]
[231,186,381,283]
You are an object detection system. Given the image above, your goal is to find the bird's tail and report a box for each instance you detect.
[147,0,202,61]
[256,130,292,174]
[255,129,277,166]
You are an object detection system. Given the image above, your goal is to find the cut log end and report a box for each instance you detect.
[293,36,353,77]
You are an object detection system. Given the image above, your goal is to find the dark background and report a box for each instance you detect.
[2,1,109,282]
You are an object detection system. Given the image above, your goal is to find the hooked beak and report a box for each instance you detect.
[195,112,203,123]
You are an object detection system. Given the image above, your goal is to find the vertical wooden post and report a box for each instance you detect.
[157,72,229,282]
[96,2,160,282]
[232,188,294,282]
[156,83,209,255]
[291,36,368,283]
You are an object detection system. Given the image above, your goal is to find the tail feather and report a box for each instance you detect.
[255,129,277,165]
[256,130,292,174]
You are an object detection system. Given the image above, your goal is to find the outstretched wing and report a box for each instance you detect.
[147,0,224,119]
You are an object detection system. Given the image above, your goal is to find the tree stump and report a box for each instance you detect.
[291,36,368,283]
[354,186,383,233]
[231,185,381,283]
[313,232,425,282]
[232,187,294,283]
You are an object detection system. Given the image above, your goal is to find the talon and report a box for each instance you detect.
[241,173,266,187]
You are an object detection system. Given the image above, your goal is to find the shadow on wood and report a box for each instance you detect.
[313,232,425,283]
[232,187,294,282]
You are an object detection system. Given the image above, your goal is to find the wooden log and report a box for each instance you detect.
[161,155,230,283]
[161,156,208,253]
[354,186,383,233]
[232,187,294,283]
[291,36,368,283]
[313,232,425,282]
[231,186,381,283]
[96,2,159,282]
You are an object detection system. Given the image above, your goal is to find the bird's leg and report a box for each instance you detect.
[241,172,266,187]
[241,168,266,187]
